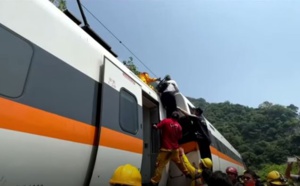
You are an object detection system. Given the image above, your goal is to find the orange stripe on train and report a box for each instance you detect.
[181,141,243,167]
[0,97,143,154]
[210,146,244,166]
[0,97,96,145]
[99,127,143,154]
[0,97,242,160]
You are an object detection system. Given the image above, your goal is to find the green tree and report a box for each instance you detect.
[123,57,140,75]
[259,101,273,108]
[287,104,298,112]
[188,97,300,171]
[257,164,286,181]
[187,97,208,110]
[49,0,67,11]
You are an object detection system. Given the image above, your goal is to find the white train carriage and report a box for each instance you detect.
[0,0,244,185]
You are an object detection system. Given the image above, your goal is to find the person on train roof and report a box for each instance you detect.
[158,75,179,118]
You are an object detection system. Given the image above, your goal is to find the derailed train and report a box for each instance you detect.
[0,0,244,185]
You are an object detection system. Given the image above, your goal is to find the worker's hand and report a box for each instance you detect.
[194,173,202,179]
[179,147,184,156]
[177,106,183,111]
[195,132,202,139]
[152,124,158,129]
[156,77,161,81]
[297,157,300,167]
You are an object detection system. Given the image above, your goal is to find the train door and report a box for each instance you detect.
[140,93,160,185]
[89,57,143,186]
[167,93,212,186]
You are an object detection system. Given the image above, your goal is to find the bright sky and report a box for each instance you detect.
[65,0,300,108]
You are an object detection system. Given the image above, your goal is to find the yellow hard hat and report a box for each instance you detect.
[201,158,212,169]
[109,164,141,186]
[267,171,288,186]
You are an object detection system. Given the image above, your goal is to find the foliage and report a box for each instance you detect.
[257,163,299,181]
[186,97,209,110]
[188,98,300,172]
[123,57,140,75]
[257,164,285,181]
[49,0,67,11]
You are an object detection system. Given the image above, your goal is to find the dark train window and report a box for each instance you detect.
[0,25,33,97]
[210,133,217,147]
[209,124,215,131]
[119,88,138,134]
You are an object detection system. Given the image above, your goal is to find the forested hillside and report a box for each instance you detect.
[188,97,300,171]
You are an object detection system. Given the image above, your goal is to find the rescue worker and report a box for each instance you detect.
[177,106,211,160]
[159,75,179,118]
[207,170,233,186]
[194,107,204,116]
[179,147,212,186]
[138,72,160,89]
[242,170,260,186]
[226,166,243,186]
[285,160,300,185]
[151,111,189,185]
[109,164,141,186]
[266,171,288,186]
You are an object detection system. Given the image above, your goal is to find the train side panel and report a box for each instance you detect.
[0,0,106,185]
[89,58,144,185]
[0,1,246,186]
[0,24,98,186]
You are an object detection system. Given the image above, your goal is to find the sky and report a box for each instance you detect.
[65,0,300,108]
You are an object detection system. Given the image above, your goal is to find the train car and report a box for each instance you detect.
[0,0,244,186]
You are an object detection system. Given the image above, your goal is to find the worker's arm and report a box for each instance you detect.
[297,162,300,175]
[177,106,189,116]
[177,106,197,117]
[155,119,166,129]
[181,154,196,173]
[285,162,293,178]
[147,77,160,83]
[145,73,160,83]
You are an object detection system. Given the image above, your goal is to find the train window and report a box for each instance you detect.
[209,124,215,131]
[188,105,194,114]
[0,26,33,97]
[210,133,217,147]
[119,88,138,134]
[217,139,226,155]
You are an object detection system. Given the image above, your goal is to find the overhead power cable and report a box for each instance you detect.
[80,3,158,78]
